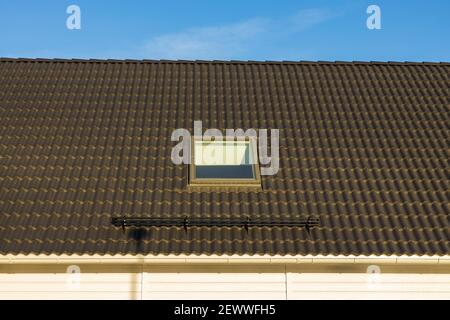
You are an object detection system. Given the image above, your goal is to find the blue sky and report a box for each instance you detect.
[0,0,449,61]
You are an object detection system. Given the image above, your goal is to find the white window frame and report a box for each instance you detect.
[189,137,262,187]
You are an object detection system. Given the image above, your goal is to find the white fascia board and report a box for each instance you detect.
[0,254,449,265]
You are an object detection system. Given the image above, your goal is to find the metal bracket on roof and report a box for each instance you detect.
[305,216,312,234]
[183,216,189,232]
[119,217,126,232]
[244,216,250,233]
[111,216,319,231]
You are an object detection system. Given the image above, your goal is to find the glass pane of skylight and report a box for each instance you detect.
[195,165,254,179]
[194,141,253,165]
[193,140,256,180]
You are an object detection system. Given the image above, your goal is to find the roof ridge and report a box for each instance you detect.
[0,57,449,65]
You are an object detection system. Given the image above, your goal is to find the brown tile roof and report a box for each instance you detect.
[0,58,448,256]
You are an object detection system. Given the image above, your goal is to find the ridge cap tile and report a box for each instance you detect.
[0,57,448,65]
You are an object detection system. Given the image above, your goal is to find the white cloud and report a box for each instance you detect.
[142,8,337,60]
[143,18,268,60]
[289,8,335,31]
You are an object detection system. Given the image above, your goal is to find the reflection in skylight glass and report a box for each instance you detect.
[193,140,256,179]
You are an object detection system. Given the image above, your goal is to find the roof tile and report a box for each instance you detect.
[0,58,448,256]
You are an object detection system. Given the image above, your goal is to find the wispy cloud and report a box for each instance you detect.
[142,8,337,60]
[289,8,336,31]
[143,18,268,60]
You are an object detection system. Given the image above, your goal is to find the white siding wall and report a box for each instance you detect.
[287,273,450,300]
[1,269,449,299]
[142,272,286,300]
[0,273,142,300]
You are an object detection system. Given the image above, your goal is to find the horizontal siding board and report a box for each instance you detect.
[287,273,450,299]
[287,273,450,282]
[0,273,141,294]
[143,291,284,300]
[142,272,285,299]
[287,292,450,300]
[0,292,137,300]
[146,273,284,282]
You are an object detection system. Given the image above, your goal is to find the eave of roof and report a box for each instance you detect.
[1,254,449,265]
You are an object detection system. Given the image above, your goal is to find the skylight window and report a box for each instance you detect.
[189,138,261,187]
